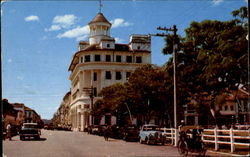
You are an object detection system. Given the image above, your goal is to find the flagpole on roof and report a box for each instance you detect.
[99,0,103,13]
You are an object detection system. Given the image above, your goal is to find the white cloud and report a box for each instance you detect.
[57,25,89,40]
[53,14,77,28]
[45,14,77,32]
[7,59,12,63]
[76,35,89,41]
[25,15,39,22]
[115,37,125,43]
[45,25,61,32]
[212,0,224,5]
[110,18,133,28]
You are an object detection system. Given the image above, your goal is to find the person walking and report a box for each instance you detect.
[104,125,111,141]
[6,123,12,141]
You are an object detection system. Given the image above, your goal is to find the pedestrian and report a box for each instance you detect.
[178,120,185,132]
[104,125,111,141]
[6,123,12,141]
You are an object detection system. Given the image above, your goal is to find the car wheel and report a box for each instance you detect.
[20,136,24,140]
[161,141,165,145]
[139,137,143,144]
[146,137,150,145]
[178,140,188,157]
[198,142,206,156]
[123,135,127,141]
[161,139,165,145]
[35,136,40,140]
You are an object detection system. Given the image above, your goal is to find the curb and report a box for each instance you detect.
[207,150,249,157]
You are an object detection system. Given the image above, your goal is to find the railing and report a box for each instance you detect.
[202,127,250,153]
[161,128,178,146]
[160,127,250,154]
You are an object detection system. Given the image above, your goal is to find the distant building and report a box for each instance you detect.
[2,99,18,128]
[184,85,249,126]
[12,103,25,126]
[215,85,249,125]
[2,99,43,130]
[24,106,43,126]
[55,91,71,129]
[68,12,151,131]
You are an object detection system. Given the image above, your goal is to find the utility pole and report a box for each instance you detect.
[150,25,178,145]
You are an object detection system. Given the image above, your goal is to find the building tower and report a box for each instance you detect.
[89,12,113,45]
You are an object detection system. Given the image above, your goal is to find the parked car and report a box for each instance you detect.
[110,125,124,139]
[123,125,139,142]
[139,124,166,145]
[91,125,99,135]
[97,125,107,136]
[19,123,41,140]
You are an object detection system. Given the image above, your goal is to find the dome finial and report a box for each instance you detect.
[99,0,103,13]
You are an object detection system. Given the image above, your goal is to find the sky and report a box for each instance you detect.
[1,0,248,120]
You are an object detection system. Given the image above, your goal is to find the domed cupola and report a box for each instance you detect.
[88,12,112,45]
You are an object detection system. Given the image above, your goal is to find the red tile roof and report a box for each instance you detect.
[89,13,111,25]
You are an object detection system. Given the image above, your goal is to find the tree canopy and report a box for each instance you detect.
[162,6,248,125]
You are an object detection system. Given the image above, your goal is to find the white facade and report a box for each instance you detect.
[68,12,151,131]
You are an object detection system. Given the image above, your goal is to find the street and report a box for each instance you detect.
[3,129,229,157]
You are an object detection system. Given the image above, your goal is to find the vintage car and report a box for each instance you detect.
[97,125,107,136]
[110,125,124,139]
[139,124,166,145]
[19,123,41,140]
[123,125,139,142]
[91,125,100,135]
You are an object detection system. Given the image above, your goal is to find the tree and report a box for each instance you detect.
[162,6,248,126]
[96,64,172,126]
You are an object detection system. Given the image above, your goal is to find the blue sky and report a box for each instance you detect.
[2,0,247,119]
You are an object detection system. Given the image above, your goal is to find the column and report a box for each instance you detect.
[81,111,84,131]
[112,70,115,84]
[90,70,94,87]
[79,71,83,97]
[195,116,199,125]
[75,107,78,131]
[89,113,93,126]
[100,70,105,89]
[122,70,126,82]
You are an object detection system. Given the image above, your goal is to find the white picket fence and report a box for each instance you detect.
[202,128,250,153]
[161,128,177,145]
[161,127,250,153]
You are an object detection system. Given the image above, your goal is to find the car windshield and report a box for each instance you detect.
[23,124,38,128]
[127,126,137,130]
[143,126,159,131]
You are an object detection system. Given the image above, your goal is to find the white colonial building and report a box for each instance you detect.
[68,12,151,131]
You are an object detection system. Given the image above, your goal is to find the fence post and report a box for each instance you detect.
[175,128,179,146]
[248,128,250,156]
[214,127,219,151]
[201,130,204,141]
[171,128,174,145]
[230,127,235,153]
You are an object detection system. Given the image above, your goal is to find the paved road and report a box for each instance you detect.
[3,129,229,157]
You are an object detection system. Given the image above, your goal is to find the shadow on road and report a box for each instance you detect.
[105,139,118,142]
[21,138,47,141]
